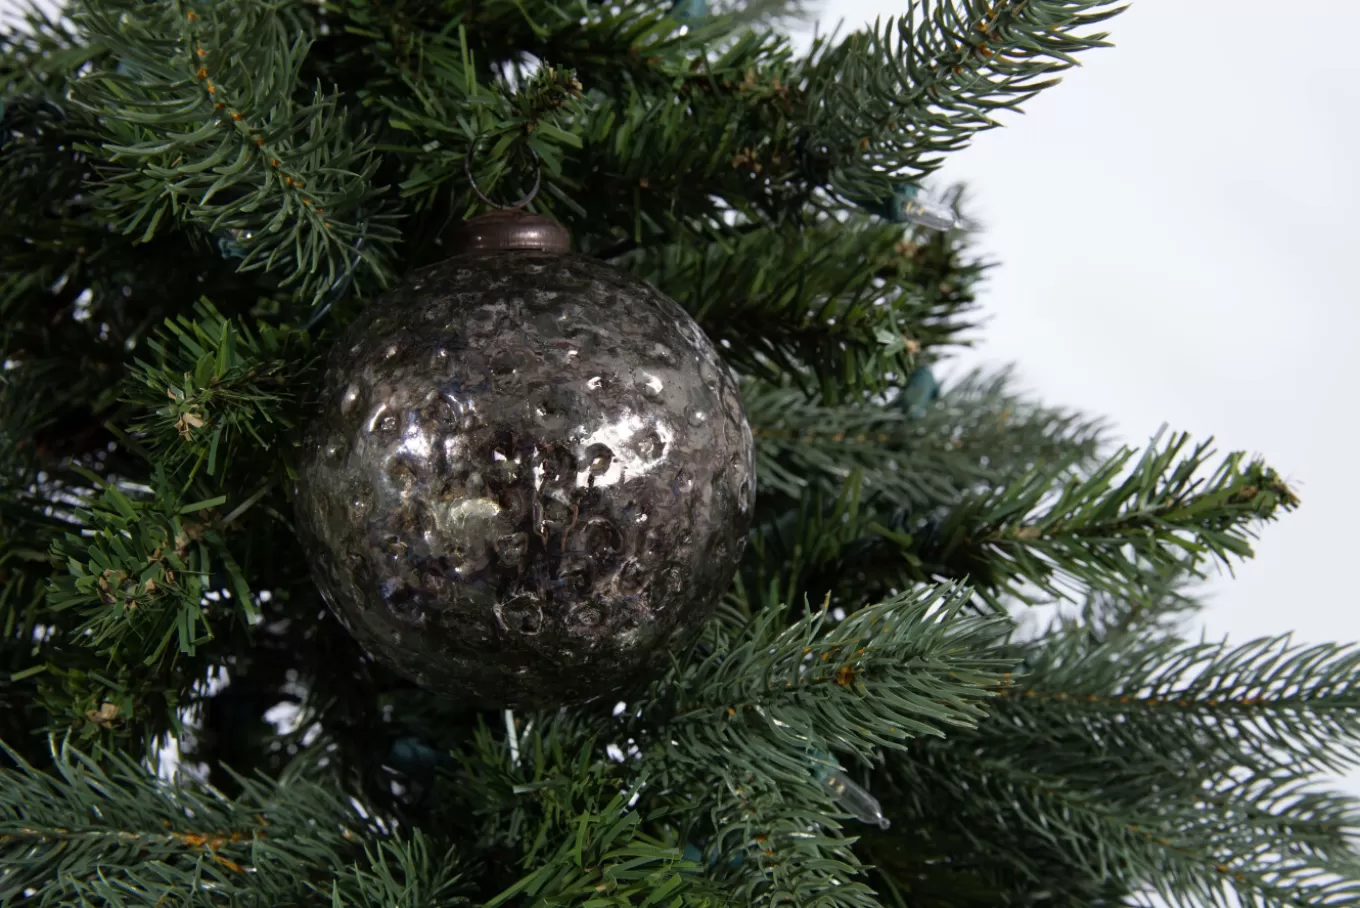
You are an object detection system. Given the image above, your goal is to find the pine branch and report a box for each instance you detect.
[737,360,1116,621]
[710,0,817,28]
[320,0,718,102]
[440,716,718,906]
[885,742,1360,908]
[858,817,1132,907]
[447,717,624,871]
[369,41,587,212]
[703,779,884,908]
[801,0,1129,203]
[0,1,93,99]
[0,737,395,905]
[533,35,810,252]
[1170,773,1360,891]
[568,583,1009,905]
[740,428,1297,668]
[867,628,1360,906]
[48,466,254,657]
[1006,632,1360,777]
[65,0,402,310]
[1058,558,1206,644]
[277,1,1128,266]
[629,217,984,403]
[124,299,315,480]
[738,473,960,623]
[0,470,87,764]
[411,492,1005,906]
[647,583,1008,763]
[316,832,472,907]
[38,466,261,749]
[0,99,294,481]
[746,364,1110,506]
[0,87,135,475]
[320,2,782,247]
[483,793,713,907]
[875,427,1300,612]
[317,0,793,244]
[526,1,1127,231]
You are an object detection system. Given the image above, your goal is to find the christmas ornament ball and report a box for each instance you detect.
[293,213,755,709]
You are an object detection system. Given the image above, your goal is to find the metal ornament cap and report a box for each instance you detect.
[448,208,572,255]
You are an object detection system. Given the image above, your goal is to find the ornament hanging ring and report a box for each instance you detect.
[464,137,542,210]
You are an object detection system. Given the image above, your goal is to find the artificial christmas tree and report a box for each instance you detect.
[2,1,1357,906]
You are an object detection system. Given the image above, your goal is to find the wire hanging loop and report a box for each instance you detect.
[464,137,542,210]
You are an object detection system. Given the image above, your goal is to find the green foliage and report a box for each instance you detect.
[1017,630,1360,778]
[805,0,1127,202]
[746,364,1110,507]
[319,832,472,907]
[1062,558,1206,642]
[432,582,1006,907]
[370,32,588,210]
[741,475,906,622]
[0,737,384,906]
[39,467,253,747]
[0,487,69,759]
[772,426,1300,617]
[124,299,313,479]
[631,216,984,402]
[66,0,402,308]
[865,620,1360,907]
[311,0,1125,259]
[863,427,1301,613]
[652,583,1008,761]
[735,421,1292,628]
[451,720,626,867]
[1,3,84,93]
[441,718,718,905]
[613,584,1008,906]
[483,793,711,907]
[4,0,1358,906]
[0,5,101,255]
[48,467,253,659]
[705,787,883,908]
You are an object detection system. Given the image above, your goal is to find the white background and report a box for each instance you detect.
[4,0,1357,789]
[787,2,1359,685]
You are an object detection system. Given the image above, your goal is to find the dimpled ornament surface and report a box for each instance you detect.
[294,251,756,709]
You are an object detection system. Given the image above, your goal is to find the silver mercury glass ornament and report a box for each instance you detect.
[292,152,756,709]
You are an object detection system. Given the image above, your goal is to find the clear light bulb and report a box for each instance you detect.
[806,747,891,829]
[852,183,958,231]
[896,187,959,231]
[821,768,891,829]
